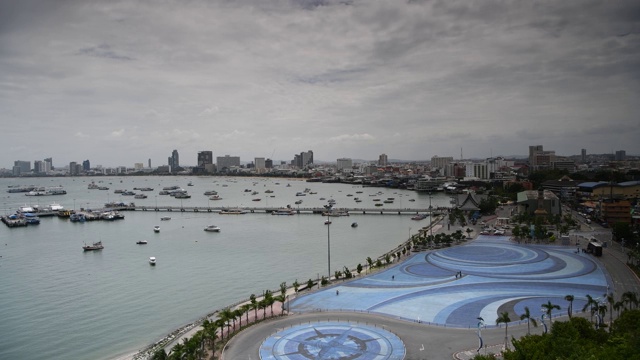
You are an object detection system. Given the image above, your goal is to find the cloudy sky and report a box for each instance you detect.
[1,0,639,168]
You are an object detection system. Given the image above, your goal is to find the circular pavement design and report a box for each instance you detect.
[259,321,406,360]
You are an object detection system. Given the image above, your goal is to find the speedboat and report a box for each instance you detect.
[153,226,160,233]
[136,240,148,245]
[149,257,156,265]
[204,225,221,232]
[83,241,104,251]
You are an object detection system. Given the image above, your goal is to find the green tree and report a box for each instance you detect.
[306,278,314,291]
[496,311,512,350]
[519,306,538,335]
[466,227,473,239]
[151,348,168,360]
[293,279,300,293]
[356,263,363,275]
[250,293,258,320]
[564,295,574,319]
[541,300,561,326]
[583,294,599,324]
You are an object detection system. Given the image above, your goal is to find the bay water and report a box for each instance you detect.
[0,176,452,360]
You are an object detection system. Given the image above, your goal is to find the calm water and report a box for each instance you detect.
[0,176,452,360]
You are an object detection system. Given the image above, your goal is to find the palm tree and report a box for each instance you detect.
[234,308,244,329]
[597,303,608,329]
[293,279,300,293]
[622,291,638,310]
[519,306,538,335]
[541,300,561,326]
[250,293,258,320]
[201,319,217,355]
[564,295,575,318]
[582,294,598,324]
[241,303,252,325]
[265,290,274,317]
[606,293,615,332]
[496,312,511,350]
[219,307,234,335]
[466,227,473,239]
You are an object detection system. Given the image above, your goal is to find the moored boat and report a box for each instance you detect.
[204,225,221,232]
[83,241,104,251]
[136,240,148,245]
[161,216,171,221]
[219,208,247,215]
[153,225,160,233]
[351,222,358,228]
[149,256,156,265]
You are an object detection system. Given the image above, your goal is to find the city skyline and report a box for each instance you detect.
[1,1,639,168]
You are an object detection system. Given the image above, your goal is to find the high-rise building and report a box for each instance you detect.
[170,150,179,172]
[148,159,151,168]
[82,160,90,171]
[265,158,273,169]
[298,150,313,168]
[33,160,44,173]
[378,154,388,166]
[254,157,266,172]
[615,150,626,161]
[528,145,556,170]
[197,151,213,166]
[69,162,78,176]
[14,160,31,174]
[581,149,586,163]
[431,156,453,176]
[336,158,353,171]
[44,157,53,170]
[216,155,240,172]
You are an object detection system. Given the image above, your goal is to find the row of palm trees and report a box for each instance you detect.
[494,291,639,351]
[154,282,290,359]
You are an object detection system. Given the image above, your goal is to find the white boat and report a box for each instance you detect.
[149,257,156,265]
[271,209,295,215]
[204,225,221,232]
[160,217,171,221]
[49,203,64,211]
[153,226,160,233]
[209,195,222,200]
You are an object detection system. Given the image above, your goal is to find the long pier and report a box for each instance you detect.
[127,205,448,215]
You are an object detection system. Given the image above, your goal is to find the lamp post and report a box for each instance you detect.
[327,213,331,279]
[429,192,433,245]
[540,311,548,334]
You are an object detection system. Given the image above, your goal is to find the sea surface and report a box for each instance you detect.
[0,176,453,360]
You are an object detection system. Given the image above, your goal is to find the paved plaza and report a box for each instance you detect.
[289,235,609,328]
[225,232,639,359]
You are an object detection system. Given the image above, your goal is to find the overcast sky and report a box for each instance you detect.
[1,0,639,168]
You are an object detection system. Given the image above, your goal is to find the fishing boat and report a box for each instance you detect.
[83,241,104,251]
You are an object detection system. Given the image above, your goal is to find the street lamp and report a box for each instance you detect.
[327,213,331,279]
[429,192,433,244]
[540,312,548,334]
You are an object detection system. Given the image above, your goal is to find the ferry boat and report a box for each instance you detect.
[83,241,104,251]
[25,186,66,196]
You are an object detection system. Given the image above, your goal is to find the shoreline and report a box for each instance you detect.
[114,214,448,360]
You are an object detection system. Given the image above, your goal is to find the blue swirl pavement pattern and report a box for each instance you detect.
[289,236,609,327]
[259,321,406,360]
